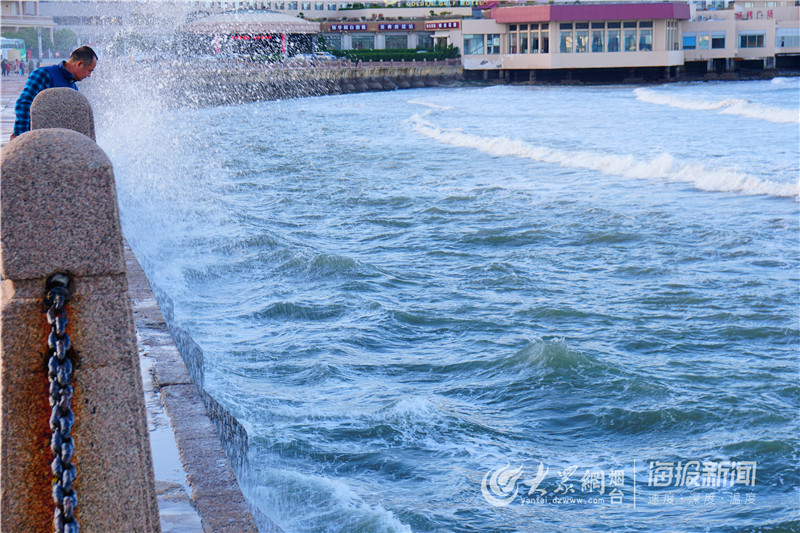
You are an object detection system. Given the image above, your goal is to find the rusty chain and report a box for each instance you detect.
[45,273,79,533]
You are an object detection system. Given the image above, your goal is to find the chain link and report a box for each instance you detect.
[45,274,79,533]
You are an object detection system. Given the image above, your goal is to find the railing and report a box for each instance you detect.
[0,88,160,532]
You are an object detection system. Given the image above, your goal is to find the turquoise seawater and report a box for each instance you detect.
[101,78,799,532]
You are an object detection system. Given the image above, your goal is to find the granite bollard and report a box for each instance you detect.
[1,129,160,532]
[30,87,96,141]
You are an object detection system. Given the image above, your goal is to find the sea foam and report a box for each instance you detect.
[633,87,799,124]
[408,113,799,199]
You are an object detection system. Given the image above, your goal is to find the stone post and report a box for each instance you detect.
[30,87,96,141]
[1,129,161,532]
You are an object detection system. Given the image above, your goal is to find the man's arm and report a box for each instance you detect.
[12,68,52,138]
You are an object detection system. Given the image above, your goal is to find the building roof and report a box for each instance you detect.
[182,10,320,35]
[492,2,691,23]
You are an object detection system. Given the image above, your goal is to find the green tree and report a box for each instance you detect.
[52,29,78,56]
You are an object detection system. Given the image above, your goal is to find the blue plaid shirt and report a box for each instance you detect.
[13,64,75,135]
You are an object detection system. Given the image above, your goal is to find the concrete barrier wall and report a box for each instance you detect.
[127,251,267,533]
[101,60,464,108]
[150,284,251,471]
[190,63,464,105]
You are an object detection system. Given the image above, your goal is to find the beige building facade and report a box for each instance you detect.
[426,1,799,80]
[1,0,55,57]
[681,0,800,71]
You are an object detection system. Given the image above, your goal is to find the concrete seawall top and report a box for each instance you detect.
[126,245,272,532]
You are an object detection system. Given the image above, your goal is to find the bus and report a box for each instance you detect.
[1,37,26,61]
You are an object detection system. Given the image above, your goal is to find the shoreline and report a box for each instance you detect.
[97,60,800,110]
[126,244,271,532]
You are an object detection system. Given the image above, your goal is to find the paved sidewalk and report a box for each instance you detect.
[0,75,26,146]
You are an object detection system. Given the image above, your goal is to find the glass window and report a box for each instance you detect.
[591,22,605,29]
[639,28,652,51]
[302,2,310,9]
[385,35,407,49]
[542,32,549,53]
[711,31,725,48]
[575,29,588,52]
[639,21,653,28]
[509,33,517,54]
[623,21,637,28]
[683,33,696,49]
[288,1,297,8]
[777,28,800,47]
[530,23,539,30]
[418,34,433,49]
[327,2,336,9]
[607,22,621,29]
[607,29,620,51]
[520,32,528,53]
[530,32,539,53]
[315,1,324,9]
[352,34,374,49]
[591,29,604,52]
[698,32,709,49]
[520,24,528,31]
[560,30,573,53]
[624,28,637,51]
[487,34,501,54]
[561,23,573,30]
[541,23,549,30]
[324,33,342,48]
[509,25,517,31]
[576,22,589,29]
[739,32,765,47]
[464,34,484,55]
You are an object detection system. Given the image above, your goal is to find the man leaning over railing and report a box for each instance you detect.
[9,46,97,143]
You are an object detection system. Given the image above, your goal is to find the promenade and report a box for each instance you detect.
[0,75,24,148]
[1,75,218,532]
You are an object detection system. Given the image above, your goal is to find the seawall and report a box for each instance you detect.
[103,59,464,108]
[127,245,279,532]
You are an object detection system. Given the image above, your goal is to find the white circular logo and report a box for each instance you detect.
[481,463,525,507]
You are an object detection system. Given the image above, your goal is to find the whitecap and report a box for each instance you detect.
[407,98,454,111]
[633,87,799,124]
[407,115,800,199]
